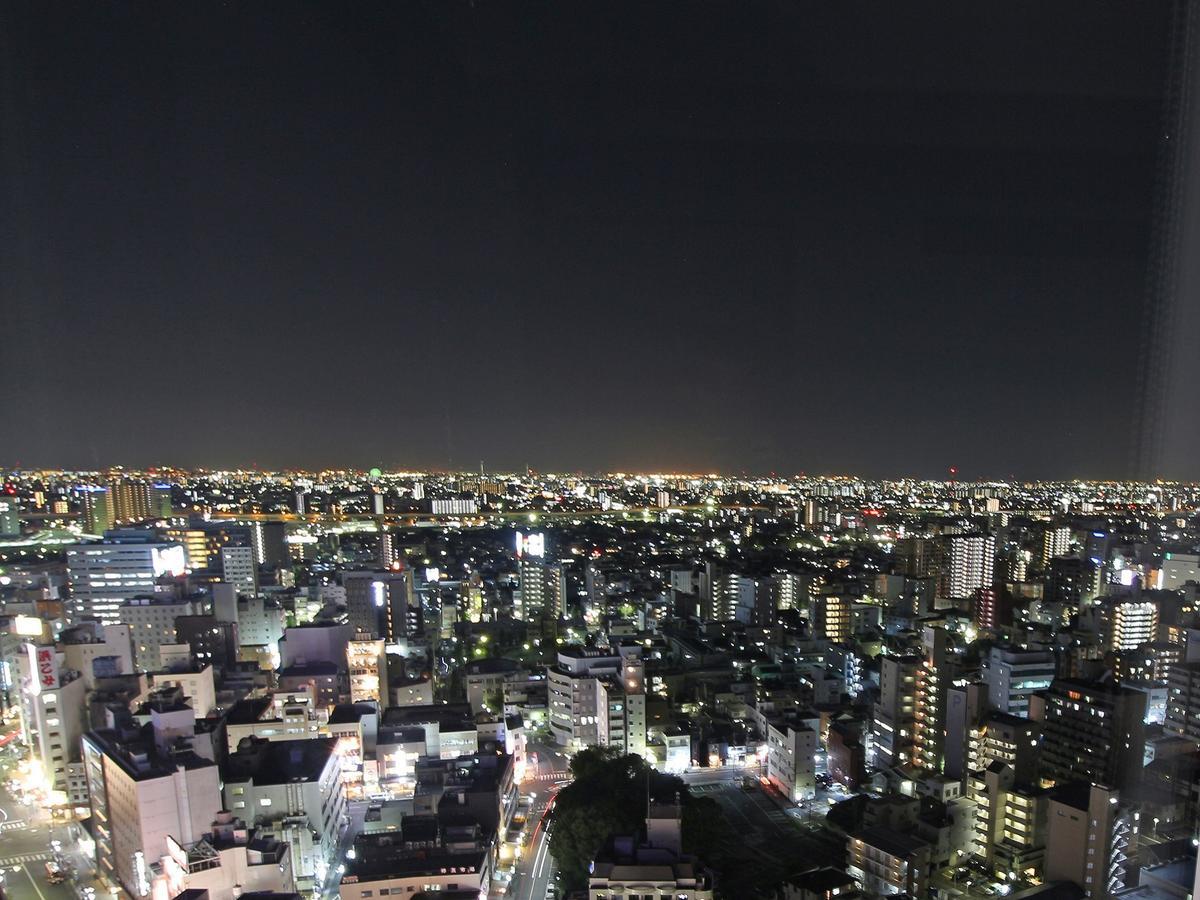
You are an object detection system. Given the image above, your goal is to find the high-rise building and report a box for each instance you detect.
[221,545,257,593]
[343,570,418,642]
[1043,783,1138,900]
[913,626,956,772]
[812,592,853,643]
[1036,679,1146,790]
[17,643,89,804]
[66,539,187,624]
[1105,597,1159,651]
[870,654,919,768]
[250,521,288,568]
[1165,661,1200,741]
[109,477,154,523]
[517,557,565,637]
[1041,526,1071,567]
[947,534,995,600]
[80,486,114,535]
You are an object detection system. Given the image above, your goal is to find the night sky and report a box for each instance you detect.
[1,2,1171,478]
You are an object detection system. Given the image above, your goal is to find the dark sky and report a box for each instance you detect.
[1,2,1171,478]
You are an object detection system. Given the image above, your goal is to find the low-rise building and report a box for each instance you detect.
[588,803,714,900]
[847,826,931,897]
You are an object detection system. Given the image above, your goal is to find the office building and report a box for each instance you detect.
[120,595,205,670]
[17,643,89,804]
[343,570,418,642]
[66,538,187,624]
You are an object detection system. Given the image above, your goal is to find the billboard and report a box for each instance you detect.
[515,531,545,559]
[28,644,59,693]
[151,545,188,578]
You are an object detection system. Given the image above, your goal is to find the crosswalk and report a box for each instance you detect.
[0,821,27,833]
[527,771,570,782]
[764,809,792,825]
[0,851,52,867]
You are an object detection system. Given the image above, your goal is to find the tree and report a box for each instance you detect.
[550,749,691,892]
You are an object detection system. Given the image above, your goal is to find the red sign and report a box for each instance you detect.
[35,646,58,690]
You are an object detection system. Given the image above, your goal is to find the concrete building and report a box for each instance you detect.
[1160,553,1200,591]
[870,655,919,769]
[81,726,222,899]
[18,642,89,804]
[761,710,819,802]
[222,738,346,888]
[346,636,388,704]
[1044,783,1138,900]
[67,539,187,624]
[60,621,134,689]
[547,646,624,749]
[913,626,956,773]
[152,813,294,900]
[120,595,206,671]
[847,826,931,897]
[338,821,491,900]
[1164,661,1200,741]
[223,692,327,752]
[221,546,257,593]
[1037,679,1146,791]
[344,569,422,643]
[593,656,647,758]
[1105,598,1160,652]
[947,534,995,601]
[983,646,1056,716]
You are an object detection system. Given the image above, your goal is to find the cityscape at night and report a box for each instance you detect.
[5,1,1200,900]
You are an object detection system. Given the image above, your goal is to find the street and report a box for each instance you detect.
[0,750,78,900]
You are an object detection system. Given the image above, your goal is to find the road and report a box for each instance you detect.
[0,750,79,900]
[507,792,556,900]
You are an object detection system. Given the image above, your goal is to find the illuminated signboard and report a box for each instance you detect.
[13,615,43,637]
[28,644,59,693]
[152,545,188,578]
[515,532,545,559]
